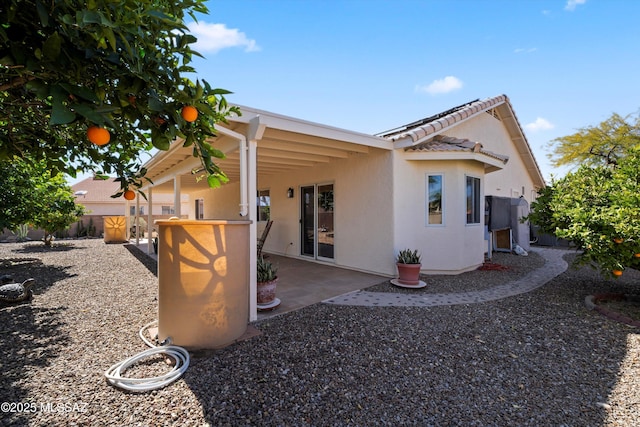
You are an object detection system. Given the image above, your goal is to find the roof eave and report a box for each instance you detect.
[404,151,508,171]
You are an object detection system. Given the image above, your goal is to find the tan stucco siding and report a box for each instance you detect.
[192,183,242,220]
[393,154,486,274]
[259,148,395,276]
[446,113,540,202]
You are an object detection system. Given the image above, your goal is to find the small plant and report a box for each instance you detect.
[397,249,421,264]
[14,224,29,242]
[257,256,278,282]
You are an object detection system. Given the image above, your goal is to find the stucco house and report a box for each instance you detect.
[136,94,544,320]
[70,176,190,237]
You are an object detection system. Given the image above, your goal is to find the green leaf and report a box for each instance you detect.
[50,87,76,125]
[73,103,107,124]
[36,1,49,27]
[207,174,221,188]
[59,83,100,102]
[42,32,62,60]
[152,135,171,151]
[81,10,101,24]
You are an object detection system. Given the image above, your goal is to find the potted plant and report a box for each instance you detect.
[257,256,278,305]
[396,249,422,286]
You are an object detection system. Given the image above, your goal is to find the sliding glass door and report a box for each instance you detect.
[300,183,334,261]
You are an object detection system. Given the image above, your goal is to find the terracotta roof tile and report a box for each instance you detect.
[405,135,509,163]
[376,95,508,142]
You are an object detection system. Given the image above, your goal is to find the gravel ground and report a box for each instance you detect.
[367,251,547,294]
[1,239,639,426]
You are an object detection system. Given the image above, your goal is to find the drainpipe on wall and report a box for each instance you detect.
[216,126,249,217]
[216,117,265,321]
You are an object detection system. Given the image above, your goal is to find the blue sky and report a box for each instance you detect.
[181,0,640,182]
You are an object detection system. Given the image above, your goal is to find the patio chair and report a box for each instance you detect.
[257,220,273,258]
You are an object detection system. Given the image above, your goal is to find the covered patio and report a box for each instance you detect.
[133,105,394,321]
[130,239,388,320]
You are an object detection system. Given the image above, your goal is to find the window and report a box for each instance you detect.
[195,199,204,220]
[427,174,443,225]
[466,176,481,224]
[257,189,270,222]
[162,206,175,215]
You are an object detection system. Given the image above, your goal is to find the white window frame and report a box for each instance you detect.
[195,198,204,220]
[466,175,482,225]
[257,189,270,222]
[426,173,445,227]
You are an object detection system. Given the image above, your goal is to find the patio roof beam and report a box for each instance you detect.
[265,128,370,153]
[259,139,351,158]
[257,148,331,163]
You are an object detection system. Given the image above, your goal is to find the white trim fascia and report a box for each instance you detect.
[141,157,202,191]
[404,151,508,170]
[230,104,394,151]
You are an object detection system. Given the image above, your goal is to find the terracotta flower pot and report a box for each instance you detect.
[257,277,278,304]
[396,263,422,286]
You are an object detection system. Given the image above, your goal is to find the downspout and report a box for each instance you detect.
[216,117,265,322]
[215,126,249,217]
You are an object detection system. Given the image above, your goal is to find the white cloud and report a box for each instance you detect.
[565,0,586,11]
[525,117,555,132]
[514,47,538,54]
[415,76,463,95]
[187,22,260,53]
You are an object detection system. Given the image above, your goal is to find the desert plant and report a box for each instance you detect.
[397,249,422,264]
[257,256,278,283]
[14,224,29,242]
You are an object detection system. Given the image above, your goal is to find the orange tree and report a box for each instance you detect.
[1,0,238,194]
[528,149,640,277]
[0,156,85,245]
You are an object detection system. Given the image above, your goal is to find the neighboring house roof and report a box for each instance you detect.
[72,176,179,204]
[406,134,510,164]
[71,177,122,203]
[377,95,545,188]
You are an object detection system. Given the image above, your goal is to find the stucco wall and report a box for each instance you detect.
[393,153,486,274]
[447,112,539,202]
[259,148,395,276]
[192,183,242,220]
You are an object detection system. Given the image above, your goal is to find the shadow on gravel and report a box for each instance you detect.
[10,242,82,253]
[179,254,636,425]
[124,244,158,277]
[0,261,74,426]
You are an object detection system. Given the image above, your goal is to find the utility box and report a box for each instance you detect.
[156,219,251,349]
[103,216,127,243]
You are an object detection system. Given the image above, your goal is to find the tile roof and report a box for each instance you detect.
[376,94,545,187]
[378,95,508,142]
[405,135,509,164]
[71,177,122,203]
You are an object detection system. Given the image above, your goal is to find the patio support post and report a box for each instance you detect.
[135,196,140,245]
[247,116,266,321]
[174,175,181,218]
[214,122,261,320]
[147,187,153,254]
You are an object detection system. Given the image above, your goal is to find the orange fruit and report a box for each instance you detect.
[181,105,198,122]
[634,253,640,258]
[123,190,136,200]
[87,126,110,146]
[614,238,624,244]
[612,269,623,277]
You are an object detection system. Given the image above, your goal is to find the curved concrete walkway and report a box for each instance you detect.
[323,248,570,307]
